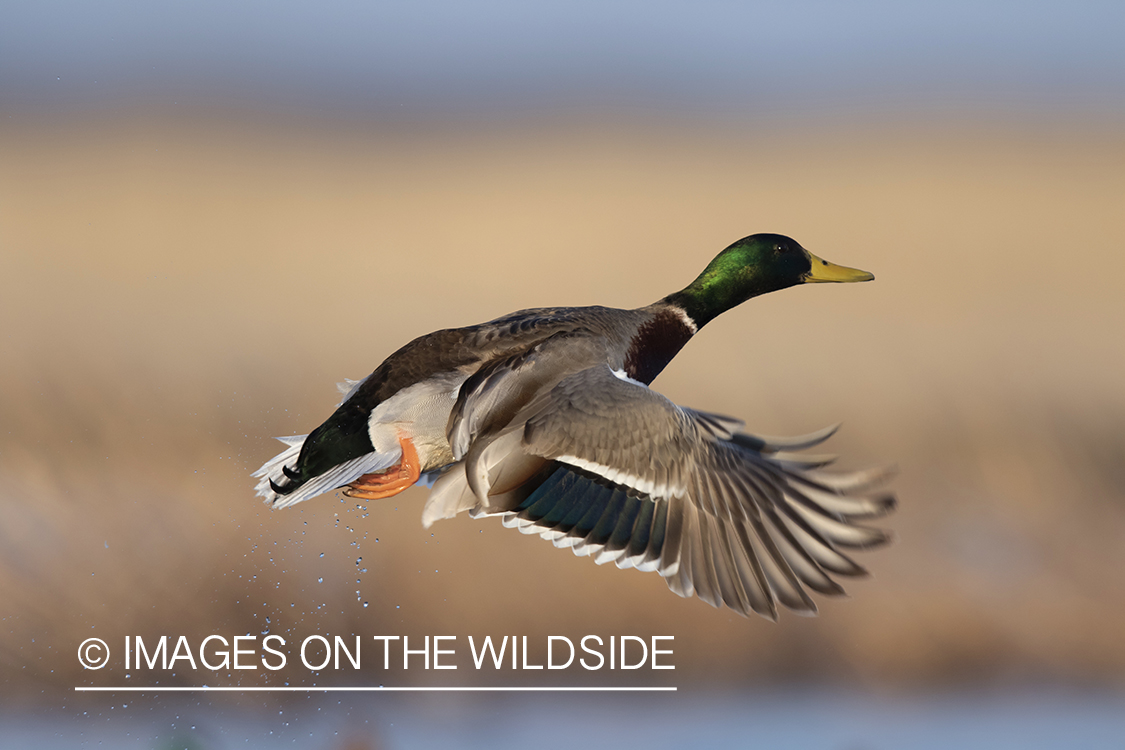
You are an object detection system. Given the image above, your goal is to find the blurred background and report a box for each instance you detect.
[2,1,1124,747]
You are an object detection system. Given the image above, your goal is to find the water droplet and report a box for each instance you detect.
[319,552,325,558]
[362,602,369,608]
[317,577,324,583]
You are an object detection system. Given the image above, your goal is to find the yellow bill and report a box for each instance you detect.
[805,251,875,283]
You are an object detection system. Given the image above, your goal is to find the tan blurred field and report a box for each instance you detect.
[2,111,1124,698]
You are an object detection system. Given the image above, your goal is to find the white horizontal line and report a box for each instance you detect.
[75,686,677,693]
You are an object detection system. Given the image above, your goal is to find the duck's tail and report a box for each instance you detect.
[252,435,401,509]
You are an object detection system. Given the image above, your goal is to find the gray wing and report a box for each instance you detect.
[419,328,610,527]
[454,363,895,620]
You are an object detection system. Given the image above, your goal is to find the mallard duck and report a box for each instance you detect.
[253,233,894,619]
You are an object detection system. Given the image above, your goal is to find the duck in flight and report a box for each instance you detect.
[253,233,895,619]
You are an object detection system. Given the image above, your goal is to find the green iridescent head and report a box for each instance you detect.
[664,233,874,327]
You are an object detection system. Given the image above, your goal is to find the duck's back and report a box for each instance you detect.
[284,304,663,495]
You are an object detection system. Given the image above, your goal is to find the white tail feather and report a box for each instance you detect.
[335,375,370,406]
[252,435,400,509]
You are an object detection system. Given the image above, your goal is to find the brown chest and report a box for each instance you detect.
[623,308,696,385]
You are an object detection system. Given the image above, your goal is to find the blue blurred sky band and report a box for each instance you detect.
[3,0,1124,117]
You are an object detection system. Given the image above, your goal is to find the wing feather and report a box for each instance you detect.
[448,361,893,619]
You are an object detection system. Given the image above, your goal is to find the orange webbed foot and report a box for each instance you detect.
[343,434,421,500]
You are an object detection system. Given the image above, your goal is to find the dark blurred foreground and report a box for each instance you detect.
[4,690,1125,749]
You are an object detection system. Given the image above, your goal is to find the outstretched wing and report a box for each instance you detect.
[442,363,894,620]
